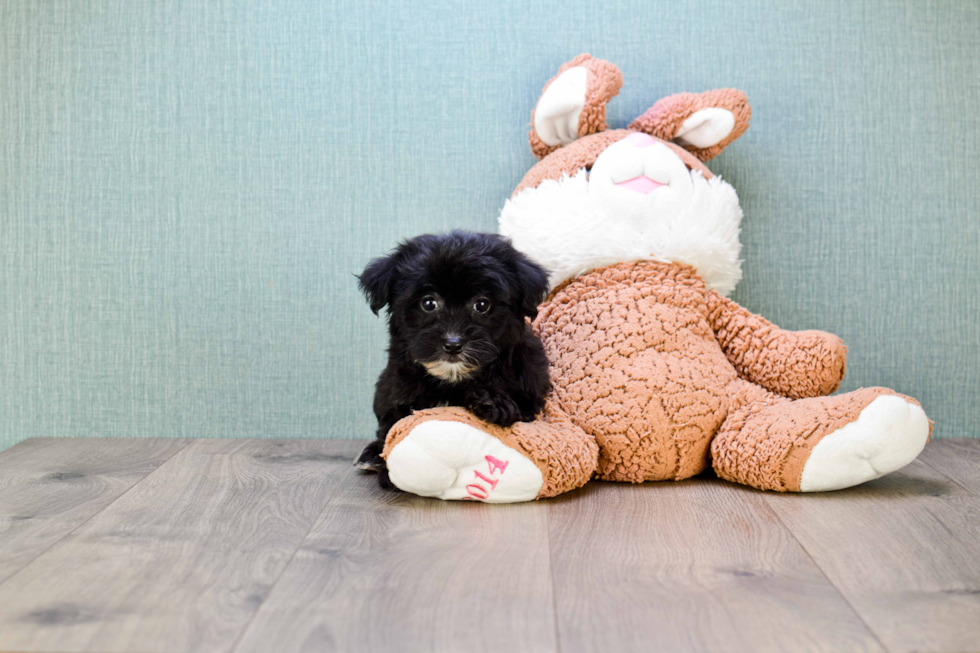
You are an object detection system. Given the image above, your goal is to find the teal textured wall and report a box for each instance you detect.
[1,0,978,450]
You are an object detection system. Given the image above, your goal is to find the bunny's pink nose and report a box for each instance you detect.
[624,132,657,147]
[616,176,665,193]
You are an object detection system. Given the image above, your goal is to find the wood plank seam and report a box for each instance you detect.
[755,494,892,653]
[227,461,357,653]
[916,456,979,499]
[545,506,563,653]
[0,437,192,589]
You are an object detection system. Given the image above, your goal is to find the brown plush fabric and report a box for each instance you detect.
[514,130,714,197]
[706,290,847,399]
[528,54,623,159]
[536,261,929,489]
[382,400,598,499]
[534,260,923,488]
[629,89,752,162]
[511,395,600,497]
[535,260,737,482]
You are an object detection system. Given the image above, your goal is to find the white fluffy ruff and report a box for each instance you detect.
[499,170,744,296]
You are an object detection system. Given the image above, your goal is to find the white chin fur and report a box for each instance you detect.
[421,360,477,383]
[499,169,744,296]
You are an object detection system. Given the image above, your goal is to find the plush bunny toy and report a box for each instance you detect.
[379,54,931,503]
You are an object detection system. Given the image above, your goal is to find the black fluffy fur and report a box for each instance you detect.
[353,231,551,489]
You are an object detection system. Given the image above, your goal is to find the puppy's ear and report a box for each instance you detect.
[358,252,401,315]
[512,254,550,319]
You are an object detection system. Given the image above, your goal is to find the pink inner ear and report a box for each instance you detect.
[624,132,657,148]
[616,176,665,194]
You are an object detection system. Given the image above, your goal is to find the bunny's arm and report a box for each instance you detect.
[706,291,847,399]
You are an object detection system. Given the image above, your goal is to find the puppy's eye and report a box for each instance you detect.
[473,298,491,314]
[420,296,440,313]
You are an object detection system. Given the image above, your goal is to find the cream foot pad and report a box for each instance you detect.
[386,420,544,503]
[800,395,930,492]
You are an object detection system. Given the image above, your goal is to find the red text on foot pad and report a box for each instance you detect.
[466,455,510,500]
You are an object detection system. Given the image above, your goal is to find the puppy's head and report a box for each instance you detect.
[358,231,549,382]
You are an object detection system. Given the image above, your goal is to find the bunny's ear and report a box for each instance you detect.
[629,89,751,162]
[529,54,623,159]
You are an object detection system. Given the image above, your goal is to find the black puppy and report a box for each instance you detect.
[354,231,551,489]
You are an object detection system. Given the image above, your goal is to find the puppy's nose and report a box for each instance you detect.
[443,336,464,355]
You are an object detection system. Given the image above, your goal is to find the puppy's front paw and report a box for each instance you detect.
[468,389,522,427]
[517,405,540,424]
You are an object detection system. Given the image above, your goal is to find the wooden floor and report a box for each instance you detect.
[0,439,977,653]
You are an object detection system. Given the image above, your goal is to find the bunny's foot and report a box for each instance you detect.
[712,382,930,492]
[383,405,597,503]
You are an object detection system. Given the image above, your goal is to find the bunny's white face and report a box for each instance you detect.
[499,131,744,296]
[589,132,699,228]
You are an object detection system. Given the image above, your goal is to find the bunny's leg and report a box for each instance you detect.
[382,397,598,503]
[712,380,930,492]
